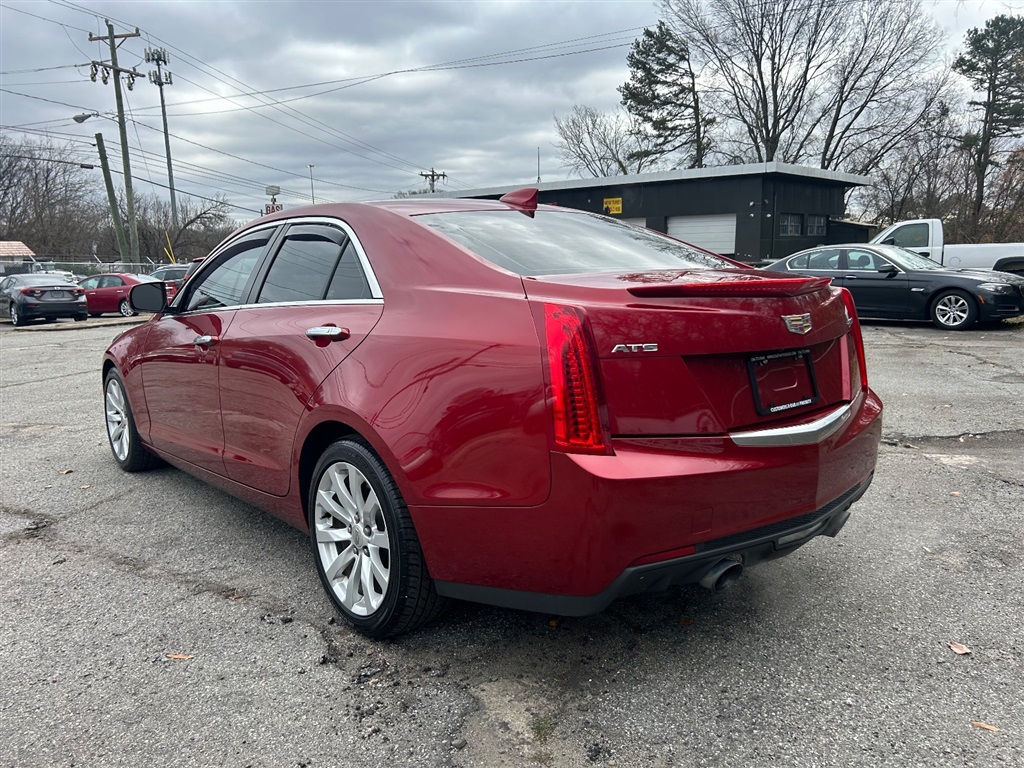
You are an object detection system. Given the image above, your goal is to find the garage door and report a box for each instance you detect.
[667,214,736,255]
[622,217,646,227]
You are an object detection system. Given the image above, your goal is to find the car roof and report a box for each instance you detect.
[256,195,562,223]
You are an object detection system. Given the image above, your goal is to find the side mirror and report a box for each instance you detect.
[877,264,899,274]
[130,282,168,313]
[881,238,895,246]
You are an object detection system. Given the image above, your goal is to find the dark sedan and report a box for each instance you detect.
[766,244,1024,330]
[1,273,87,326]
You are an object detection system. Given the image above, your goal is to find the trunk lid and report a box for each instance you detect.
[524,268,857,436]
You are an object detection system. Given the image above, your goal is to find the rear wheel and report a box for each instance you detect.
[104,369,161,472]
[118,299,136,317]
[309,438,445,638]
[930,290,977,330]
[10,302,23,327]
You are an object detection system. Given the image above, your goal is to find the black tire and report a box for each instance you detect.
[118,299,136,317]
[930,289,977,330]
[308,438,445,638]
[10,301,23,327]
[103,369,162,472]
[89,312,101,318]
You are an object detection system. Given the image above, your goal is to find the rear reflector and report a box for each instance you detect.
[628,277,832,298]
[543,304,611,455]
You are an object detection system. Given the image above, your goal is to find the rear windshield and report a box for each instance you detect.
[20,274,71,285]
[417,210,732,276]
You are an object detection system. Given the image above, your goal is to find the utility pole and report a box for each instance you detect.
[146,47,179,229]
[419,167,447,193]
[94,133,130,259]
[89,20,141,262]
[307,164,315,204]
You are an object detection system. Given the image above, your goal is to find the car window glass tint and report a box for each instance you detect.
[806,249,840,270]
[258,229,343,304]
[325,241,372,300]
[847,250,877,271]
[890,223,929,249]
[185,233,270,312]
[419,210,731,276]
[788,253,809,269]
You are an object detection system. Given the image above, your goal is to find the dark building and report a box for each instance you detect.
[440,162,871,263]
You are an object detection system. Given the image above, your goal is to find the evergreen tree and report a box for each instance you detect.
[618,22,710,169]
[952,14,1024,236]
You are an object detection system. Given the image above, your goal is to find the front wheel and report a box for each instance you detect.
[118,299,136,317]
[930,290,977,330]
[309,438,445,638]
[104,369,161,472]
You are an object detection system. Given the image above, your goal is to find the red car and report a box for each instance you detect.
[79,272,160,317]
[102,190,882,637]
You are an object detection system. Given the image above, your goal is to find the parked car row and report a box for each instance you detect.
[2,265,193,326]
[765,243,1024,330]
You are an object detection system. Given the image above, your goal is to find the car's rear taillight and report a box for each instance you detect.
[542,303,611,455]
[19,288,44,298]
[840,288,868,392]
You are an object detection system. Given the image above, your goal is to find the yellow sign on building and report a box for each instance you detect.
[603,197,623,215]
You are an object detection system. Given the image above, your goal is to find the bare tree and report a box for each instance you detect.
[553,105,666,178]
[660,0,947,173]
[0,134,107,258]
[131,192,235,264]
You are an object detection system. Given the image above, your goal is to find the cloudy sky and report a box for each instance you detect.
[2,0,1022,220]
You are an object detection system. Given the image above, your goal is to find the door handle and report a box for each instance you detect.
[306,326,350,341]
[844,275,858,280]
[193,335,220,346]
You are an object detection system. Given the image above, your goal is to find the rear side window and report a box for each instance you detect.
[417,210,732,276]
[258,226,371,303]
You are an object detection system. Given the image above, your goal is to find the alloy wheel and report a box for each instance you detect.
[104,378,130,462]
[934,294,970,328]
[313,461,391,616]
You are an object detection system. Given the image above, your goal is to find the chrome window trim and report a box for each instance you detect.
[174,215,384,316]
[242,299,384,310]
[730,393,861,447]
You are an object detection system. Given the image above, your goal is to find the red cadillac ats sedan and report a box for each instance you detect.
[102,190,882,637]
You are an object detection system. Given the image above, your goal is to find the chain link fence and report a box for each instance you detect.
[0,258,169,281]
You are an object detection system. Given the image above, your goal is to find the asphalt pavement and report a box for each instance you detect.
[1,315,1021,767]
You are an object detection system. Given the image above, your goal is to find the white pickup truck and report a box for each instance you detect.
[871,219,1024,275]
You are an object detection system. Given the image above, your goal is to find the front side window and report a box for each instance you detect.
[184,230,273,312]
[418,210,732,276]
[779,214,802,237]
[846,249,880,271]
[888,223,929,249]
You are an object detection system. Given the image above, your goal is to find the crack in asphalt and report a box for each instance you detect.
[943,348,1014,370]
[0,368,96,389]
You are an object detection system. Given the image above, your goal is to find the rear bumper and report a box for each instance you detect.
[18,300,88,320]
[412,388,882,612]
[436,477,870,615]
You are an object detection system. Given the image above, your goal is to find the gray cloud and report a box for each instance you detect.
[1,0,1019,220]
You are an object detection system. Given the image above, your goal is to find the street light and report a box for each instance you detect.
[308,164,315,204]
[73,112,100,123]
